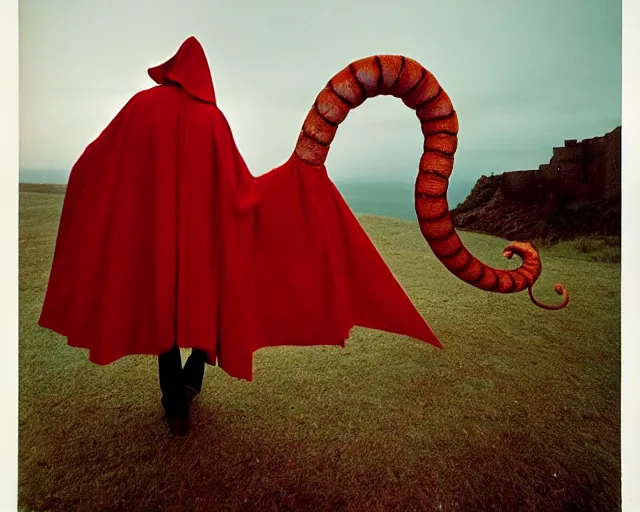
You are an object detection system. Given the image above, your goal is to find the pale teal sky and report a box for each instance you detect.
[19,0,621,194]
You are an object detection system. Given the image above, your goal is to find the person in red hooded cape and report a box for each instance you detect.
[38,36,442,436]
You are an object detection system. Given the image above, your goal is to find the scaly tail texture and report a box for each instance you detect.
[294,55,569,310]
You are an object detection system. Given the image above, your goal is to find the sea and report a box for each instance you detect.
[19,170,473,221]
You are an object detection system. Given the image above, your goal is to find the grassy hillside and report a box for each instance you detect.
[19,187,620,511]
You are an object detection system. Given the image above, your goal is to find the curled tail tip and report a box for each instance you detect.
[554,283,567,295]
[528,282,569,311]
[503,241,538,259]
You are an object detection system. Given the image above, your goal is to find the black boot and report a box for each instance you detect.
[161,389,190,437]
[182,348,207,403]
[158,343,190,436]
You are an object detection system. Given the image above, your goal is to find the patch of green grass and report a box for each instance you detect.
[20,195,620,511]
[533,235,621,264]
[602,235,621,248]
[575,237,596,253]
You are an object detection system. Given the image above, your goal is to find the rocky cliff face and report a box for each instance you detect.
[452,126,621,242]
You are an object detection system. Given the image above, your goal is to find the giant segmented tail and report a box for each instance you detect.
[294,55,568,310]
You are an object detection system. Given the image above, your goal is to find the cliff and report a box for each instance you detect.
[452,126,621,242]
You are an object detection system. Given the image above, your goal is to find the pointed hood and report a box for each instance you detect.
[148,36,216,104]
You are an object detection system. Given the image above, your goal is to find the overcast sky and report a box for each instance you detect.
[19,0,621,189]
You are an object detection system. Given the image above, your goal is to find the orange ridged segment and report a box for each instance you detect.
[402,70,440,109]
[388,58,424,97]
[497,272,516,293]
[316,88,351,125]
[475,268,500,291]
[423,133,458,156]
[377,55,404,92]
[421,114,459,136]
[516,267,536,285]
[330,67,366,107]
[456,258,484,282]
[510,271,529,291]
[303,107,338,146]
[522,261,541,280]
[416,196,448,220]
[418,152,454,178]
[426,235,462,257]
[295,132,329,165]
[416,90,454,121]
[419,215,454,239]
[416,172,448,197]
[352,57,381,98]
[441,250,472,272]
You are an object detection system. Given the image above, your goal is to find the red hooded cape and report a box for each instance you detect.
[38,36,441,381]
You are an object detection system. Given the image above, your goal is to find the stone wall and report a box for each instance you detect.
[498,126,621,206]
[501,169,551,204]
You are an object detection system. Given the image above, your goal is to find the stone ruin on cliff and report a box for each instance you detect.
[452,126,621,242]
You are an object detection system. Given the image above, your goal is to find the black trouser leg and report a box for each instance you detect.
[182,348,207,394]
[158,343,188,414]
